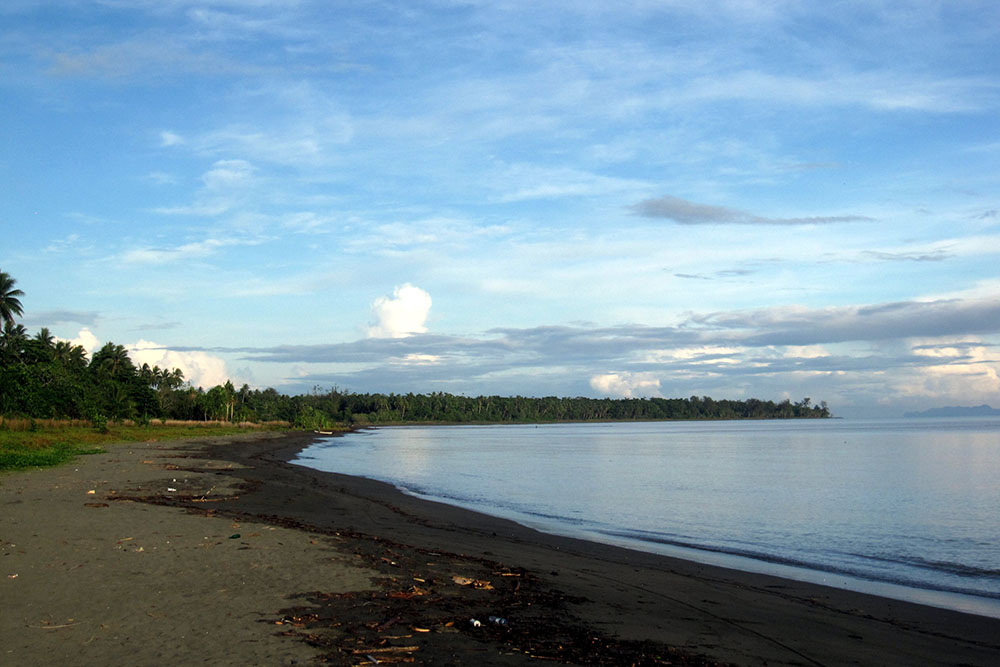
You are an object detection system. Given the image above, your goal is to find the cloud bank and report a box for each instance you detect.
[156,291,1000,416]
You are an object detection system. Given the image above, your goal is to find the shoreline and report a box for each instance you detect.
[354,474,1000,622]
[4,432,1000,665]
[298,423,1000,621]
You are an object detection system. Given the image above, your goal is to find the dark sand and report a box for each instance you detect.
[3,432,999,666]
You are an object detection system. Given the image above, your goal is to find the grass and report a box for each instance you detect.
[0,418,291,472]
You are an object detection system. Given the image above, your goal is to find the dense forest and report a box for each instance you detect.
[0,270,830,427]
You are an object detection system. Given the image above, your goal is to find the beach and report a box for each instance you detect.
[3,432,998,666]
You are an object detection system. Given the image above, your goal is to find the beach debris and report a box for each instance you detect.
[7,574,17,579]
[374,615,403,632]
[274,613,320,627]
[353,645,419,664]
[86,489,96,495]
[469,618,482,627]
[387,586,427,599]
[488,615,508,626]
[229,533,241,539]
[166,487,177,492]
[452,575,494,590]
[353,646,419,654]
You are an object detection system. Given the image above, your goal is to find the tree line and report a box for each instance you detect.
[293,389,830,426]
[0,270,831,426]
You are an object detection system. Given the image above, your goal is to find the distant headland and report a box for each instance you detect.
[903,404,1000,418]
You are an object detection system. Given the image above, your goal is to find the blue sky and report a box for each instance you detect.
[2,1,998,417]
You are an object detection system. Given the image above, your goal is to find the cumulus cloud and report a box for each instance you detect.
[590,372,662,398]
[367,284,432,338]
[65,328,100,355]
[126,340,231,388]
[631,195,872,225]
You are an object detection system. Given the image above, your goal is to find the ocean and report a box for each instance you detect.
[293,418,1000,619]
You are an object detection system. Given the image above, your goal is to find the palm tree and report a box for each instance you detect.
[91,342,134,379]
[0,321,28,360]
[53,340,88,369]
[34,327,54,349]
[0,270,24,330]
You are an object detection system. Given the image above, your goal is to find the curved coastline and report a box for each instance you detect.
[376,474,1000,620]
[4,431,999,666]
[294,423,1000,621]
[253,432,1000,665]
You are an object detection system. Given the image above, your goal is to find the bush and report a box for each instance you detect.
[91,414,109,433]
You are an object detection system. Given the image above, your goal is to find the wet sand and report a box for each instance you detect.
[3,431,999,665]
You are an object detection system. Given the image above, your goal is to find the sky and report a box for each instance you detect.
[2,1,999,418]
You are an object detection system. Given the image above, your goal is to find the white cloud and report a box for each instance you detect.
[150,202,232,216]
[65,328,100,355]
[643,345,747,363]
[395,353,442,365]
[201,159,254,189]
[121,239,225,264]
[120,236,266,264]
[126,340,231,388]
[783,345,830,359]
[160,131,184,147]
[675,69,994,114]
[367,284,432,339]
[147,171,178,185]
[894,339,1000,403]
[492,164,649,203]
[590,372,662,398]
[150,159,256,217]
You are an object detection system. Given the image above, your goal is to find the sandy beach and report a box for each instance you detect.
[3,432,999,666]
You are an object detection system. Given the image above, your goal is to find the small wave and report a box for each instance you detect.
[857,553,1000,579]
[400,485,590,527]
[598,528,1000,601]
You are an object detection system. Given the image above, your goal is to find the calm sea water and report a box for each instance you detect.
[294,419,1000,618]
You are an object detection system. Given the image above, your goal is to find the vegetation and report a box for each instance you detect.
[0,268,830,470]
[290,388,830,424]
[0,418,287,471]
[0,270,24,331]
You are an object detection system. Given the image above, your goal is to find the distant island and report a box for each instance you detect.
[904,404,1000,418]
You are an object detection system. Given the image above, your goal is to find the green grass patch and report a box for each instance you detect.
[0,441,105,470]
[0,421,290,472]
